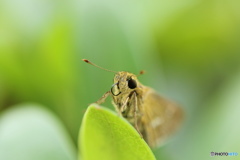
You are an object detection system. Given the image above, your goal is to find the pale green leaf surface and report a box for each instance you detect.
[0,104,77,160]
[80,104,156,160]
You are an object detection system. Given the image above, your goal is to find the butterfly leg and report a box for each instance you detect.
[120,97,129,112]
[95,91,111,104]
[113,97,129,117]
[132,92,143,138]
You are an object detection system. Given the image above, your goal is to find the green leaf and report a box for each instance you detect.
[0,103,77,160]
[79,104,156,160]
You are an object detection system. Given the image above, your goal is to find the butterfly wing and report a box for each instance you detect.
[140,87,184,148]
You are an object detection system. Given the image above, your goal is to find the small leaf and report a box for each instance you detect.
[0,104,77,160]
[79,104,156,160]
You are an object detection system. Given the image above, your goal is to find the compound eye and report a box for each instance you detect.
[127,78,137,89]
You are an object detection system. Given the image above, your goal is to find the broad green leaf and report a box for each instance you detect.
[0,104,77,160]
[79,104,156,160]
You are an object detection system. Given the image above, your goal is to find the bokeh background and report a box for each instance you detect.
[0,0,240,160]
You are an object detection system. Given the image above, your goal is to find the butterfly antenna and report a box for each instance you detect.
[82,59,117,73]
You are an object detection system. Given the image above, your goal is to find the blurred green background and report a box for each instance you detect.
[0,0,240,159]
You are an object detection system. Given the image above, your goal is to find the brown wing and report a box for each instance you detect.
[140,87,184,148]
